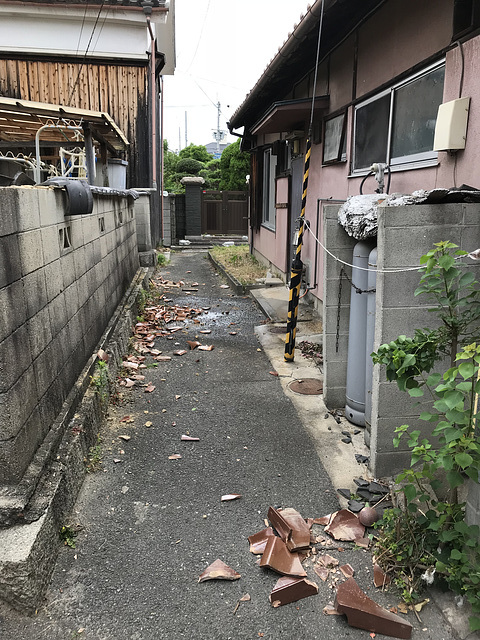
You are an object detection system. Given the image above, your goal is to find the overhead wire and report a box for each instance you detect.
[304,222,477,273]
[67,1,106,106]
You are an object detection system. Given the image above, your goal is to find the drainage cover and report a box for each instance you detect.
[269,326,287,334]
[288,378,323,395]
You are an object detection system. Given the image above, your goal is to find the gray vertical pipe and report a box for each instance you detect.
[345,240,374,427]
[364,247,377,444]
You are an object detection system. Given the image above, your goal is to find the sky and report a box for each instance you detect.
[163,0,309,153]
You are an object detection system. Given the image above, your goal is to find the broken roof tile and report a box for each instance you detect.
[269,576,318,607]
[248,527,275,555]
[373,564,391,588]
[324,509,365,542]
[198,559,241,583]
[259,537,307,577]
[334,578,412,639]
[268,506,311,552]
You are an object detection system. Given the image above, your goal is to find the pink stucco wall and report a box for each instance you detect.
[252,177,289,275]
[251,0,479,312]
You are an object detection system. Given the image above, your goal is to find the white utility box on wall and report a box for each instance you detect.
[433,97,470,151]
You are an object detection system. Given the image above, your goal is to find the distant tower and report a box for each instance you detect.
[212,101,226,156]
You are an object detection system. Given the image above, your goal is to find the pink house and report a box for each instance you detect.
[228,0,479,310]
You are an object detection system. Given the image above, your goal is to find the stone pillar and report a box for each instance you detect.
[181,176,204,237]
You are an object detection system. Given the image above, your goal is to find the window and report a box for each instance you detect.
[323,112,347,164]
[262,148,277,229]
[453,0,480,39]
[353,62,445,172]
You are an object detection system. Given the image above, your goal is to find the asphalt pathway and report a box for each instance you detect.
[0,250,457,639]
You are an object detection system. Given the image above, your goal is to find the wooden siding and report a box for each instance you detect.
[0,58,149,187]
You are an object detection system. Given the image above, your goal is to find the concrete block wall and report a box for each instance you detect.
[163,194,176,247]
[322,204,357,410]
[0,185,139,485]
[134,190,156,266]
[323,202,480,498]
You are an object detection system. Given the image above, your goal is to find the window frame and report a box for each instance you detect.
[261,147,277,230]
[352,60,445,174]
[323,111,347,165]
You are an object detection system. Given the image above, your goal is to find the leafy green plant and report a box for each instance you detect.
[85,435,103,473]
[90,360,109,402]
[157,252,168,267]
[60,525,78,549]
[372,242,480,631]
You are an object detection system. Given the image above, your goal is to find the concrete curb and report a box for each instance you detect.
[0,266,152,613]
[207,251,249,295]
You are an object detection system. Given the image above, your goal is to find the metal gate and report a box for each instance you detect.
[201,190,248,235]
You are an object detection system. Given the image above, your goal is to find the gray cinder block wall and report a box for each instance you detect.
[0,185,139,488]
[323,203,480,524]
[134,190,156,266]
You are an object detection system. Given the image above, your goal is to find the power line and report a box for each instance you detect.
[67,1,106,106]
[184,0,212,73]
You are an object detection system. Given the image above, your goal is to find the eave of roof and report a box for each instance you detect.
[251,96,329,135]
[228,0,387,133]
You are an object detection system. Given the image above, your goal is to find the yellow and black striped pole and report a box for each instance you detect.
[285,136,311,362]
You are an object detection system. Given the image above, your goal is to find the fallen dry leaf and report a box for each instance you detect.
[181,435,200,441]
[123,378,135,388]
[168,454,182,460]
[198,559,241,583]
[145,384,156,393]
[221,494,242,502]
[118,435,131,442]
[220,284,229,289]
[198,345,214,351]
[173,350,188,356]
[187,341,201,350]
[199,329,212,334]
[120,416,133,423]
[97,349,109,362]
[156,355,172,361]
[145,421,153,427]
[269,371,279,376]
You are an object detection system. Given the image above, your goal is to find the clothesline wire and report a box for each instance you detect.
[303,223,472,274]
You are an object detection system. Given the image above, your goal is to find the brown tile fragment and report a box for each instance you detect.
[316,554,339,568]
[340,564,355,578]
[269,576,318,607]
[373,564,391,588]
[325,510,365,541]
[268,506,311,551]
[313,515,331,525]
[248,527,275,555]
[198,559,241,583]
[259,537,307,577]
[354,537,370,549]
[334,578,412,639]
[314,566,330,581]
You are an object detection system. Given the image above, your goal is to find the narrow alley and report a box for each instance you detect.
[0,250,457,639]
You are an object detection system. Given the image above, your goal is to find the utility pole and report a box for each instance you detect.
[212,101,226,156]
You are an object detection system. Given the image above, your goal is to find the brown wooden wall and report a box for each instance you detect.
[0,58,149,187]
